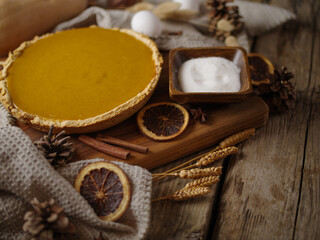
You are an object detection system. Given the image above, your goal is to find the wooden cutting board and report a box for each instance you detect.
[18,54,269,170]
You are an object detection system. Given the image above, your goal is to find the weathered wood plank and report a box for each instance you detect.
[294,12,320,239]
[212,0,317,239]
[148,155,222,240]
[213,100,311,239]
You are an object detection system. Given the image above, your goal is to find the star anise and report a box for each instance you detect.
[189,107,207,123]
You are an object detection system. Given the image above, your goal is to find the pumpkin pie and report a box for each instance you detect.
[0,27,163,133]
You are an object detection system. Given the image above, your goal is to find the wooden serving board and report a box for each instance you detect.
[18,54,269,170]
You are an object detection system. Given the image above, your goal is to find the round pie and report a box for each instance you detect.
[0,27,162,133]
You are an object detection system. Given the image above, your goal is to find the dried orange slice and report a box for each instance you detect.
[74,161,131,221]
[137,102,189,141]
[248,53,274,86]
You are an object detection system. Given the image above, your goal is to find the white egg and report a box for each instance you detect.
[131,10,163,37]
[173,0,200,13]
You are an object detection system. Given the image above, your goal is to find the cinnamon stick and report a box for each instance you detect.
[96,135,148,153]
[78,135,130,160]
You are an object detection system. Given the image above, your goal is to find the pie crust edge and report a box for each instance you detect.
[0,28,163,133]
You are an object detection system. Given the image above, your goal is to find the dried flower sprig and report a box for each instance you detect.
[152,186,211,202]
[219,128,255,148]
[184,176,220,189]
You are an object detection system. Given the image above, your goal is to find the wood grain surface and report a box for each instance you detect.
[211,0,320,240]
[294,8,320,239]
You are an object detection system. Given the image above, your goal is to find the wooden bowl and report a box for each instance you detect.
[169,47,253,104]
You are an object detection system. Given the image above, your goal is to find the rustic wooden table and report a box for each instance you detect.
[148,0,320,239]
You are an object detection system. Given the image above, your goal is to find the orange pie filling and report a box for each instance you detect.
[0,27,162,133]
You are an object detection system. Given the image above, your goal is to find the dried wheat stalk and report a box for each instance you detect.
[152,147,220,180]
[172,187,211,201]
[184,176,220,189]
[153,129,255,181]
[153,147,236,181]
[152,186,211,202]
[196,146,238,167]
[219,128,255,148]
[176,166,222,179]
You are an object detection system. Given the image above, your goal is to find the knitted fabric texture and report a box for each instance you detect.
[54,1,295,53]
[0,105,152,240]
[53,6,250,52]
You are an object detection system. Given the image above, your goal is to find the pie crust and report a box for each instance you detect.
[0,27,163,133]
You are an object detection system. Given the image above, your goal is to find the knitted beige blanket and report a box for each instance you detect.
[54,0,295,53]
[0,107,152,240]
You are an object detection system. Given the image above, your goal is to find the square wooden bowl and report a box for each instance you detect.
[169,47,253,104]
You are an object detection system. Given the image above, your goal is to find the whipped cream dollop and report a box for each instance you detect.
[178,57,241,93]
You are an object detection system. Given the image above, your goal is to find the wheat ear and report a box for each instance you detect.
[196,146,238,167]
[152,147,219,180]
[152,147,220,180]
[219,128,255,148]
[152,186,211,202]
[155,147,237,179]
[184,176,220,189]
[176,166,222,179]
[171,187,210,201]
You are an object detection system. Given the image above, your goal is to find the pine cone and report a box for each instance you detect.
[23,198,75,240]
[34,126,74,169]
[206,0,243,41]
[256,67,296,112]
